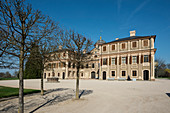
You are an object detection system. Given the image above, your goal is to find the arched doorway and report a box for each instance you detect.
[103,71,106,80]
[91,71,95,79]
[143,70,149,80]
[62,72,65,79]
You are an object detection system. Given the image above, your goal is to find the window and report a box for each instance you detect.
[103,58,107,65]
[63,53,65,57]
[68,62,71,68]
[92,63,95,68]
[132,42,137,48]
[52,63,56,68]
[58,73,60,77]
[73,63,75,68]
[122,43,125,49]
[94,55,97,58]
[112,71,115,76]
[122,57,126,64]
[81,73,83,77]
[122,71,126,76]
[144,55,149,62]
[81,65,84,69]
[143,40,148,46]
[132,71,137,76]
[52,72,55,77]
[103,46,106,51]
[112,58,115,65]
[132,56,137,63]
[86,64,88,68]
[48,73,50,77]
[112,45,115,50]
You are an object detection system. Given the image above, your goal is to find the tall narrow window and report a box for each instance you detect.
[132,56,137,63]
[132,42,137,48]
[122,43,125,49]
[103,46,106,51]
[112,71,115,76]
[122,71,126,76]
[112,58,115,65]
[144,55,149,62]
[112,45,115,50]
[103,58,107,65]
[92,63,95,68]
[86,64,88,68]
[122,57,126,64]
[132,71,137,76]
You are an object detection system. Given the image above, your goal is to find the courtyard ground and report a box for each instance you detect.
[0,79,170,113]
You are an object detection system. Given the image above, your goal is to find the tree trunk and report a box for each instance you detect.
[75,66,80,99]
[41,71,44,95]
[19,48,24,113]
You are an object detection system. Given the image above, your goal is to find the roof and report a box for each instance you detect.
[102,35,156,45]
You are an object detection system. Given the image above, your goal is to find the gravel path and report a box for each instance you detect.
[0,79,170,113]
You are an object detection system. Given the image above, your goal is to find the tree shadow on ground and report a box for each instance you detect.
[29,89,93,113]
[166,93,170,97]
[44,88,69,95]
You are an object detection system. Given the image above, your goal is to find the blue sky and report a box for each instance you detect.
[1,0,170,74]
[28,0,170,63]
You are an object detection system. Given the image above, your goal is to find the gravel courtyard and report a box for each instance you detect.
[0,79,170,113]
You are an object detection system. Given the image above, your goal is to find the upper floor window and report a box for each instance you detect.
[122,43,126,49]
[81,65,84,69]
[92,63,95,68]
[132,42,137,48]
[73,63,75,68]
[112,45,115,50]
[144,55,149,62]
[132,71,137,76]
[63,53,65,57]
[112,58,115,65]
[103,58,107,65]
[132,56,137,63]
[103,46,106,51]
[86,64,88,68]
[143,40,148,46]
[122,57,126,64]
[68,62,71,68]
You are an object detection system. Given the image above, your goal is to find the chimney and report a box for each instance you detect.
[59,45,62,49]
[130,30,136,36]
[116,38,119,40]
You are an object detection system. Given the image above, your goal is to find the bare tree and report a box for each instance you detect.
[0,0,57,112]
[59,30,93,99]
[155,58,166,78]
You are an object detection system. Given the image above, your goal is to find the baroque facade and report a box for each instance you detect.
[44,30,156,80]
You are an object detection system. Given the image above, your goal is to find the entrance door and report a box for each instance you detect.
[143,70,149,80]
[62,72,65,79]
[103,71,106,80]
[91,72,95,79]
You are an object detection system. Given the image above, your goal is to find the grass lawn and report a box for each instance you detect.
[0,86,40,98]
[157,77,170,80]
[0,78,18,80]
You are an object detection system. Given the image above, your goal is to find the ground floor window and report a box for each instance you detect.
[58,73,60,77]
[111,71,115,76]
[122,71,126,76]
[48,73,50,77]
[132,71,137,76]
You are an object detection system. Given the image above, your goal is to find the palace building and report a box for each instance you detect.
[44,30,156,81]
